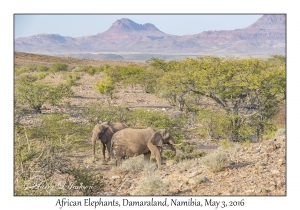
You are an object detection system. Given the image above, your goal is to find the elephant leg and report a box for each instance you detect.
[147,143,162,169]
[143,152,151,161]
[106,140,111,160]
[102,143,106,160]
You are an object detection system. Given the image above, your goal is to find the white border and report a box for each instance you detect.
[2,0,297,209]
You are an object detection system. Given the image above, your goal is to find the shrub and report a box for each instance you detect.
[189,175,208,185]
[38,72,49,80]
[73,65,108,75]
[25,114,90,151]
[37,65,50,72]
[191,151,207,159]
[242,140,251,147]
[129,109,178,129]
[111,156,145,175]
[132,172,169,195]
[175,142,197,153]
[83,102,131,125]
[14,131,73,195]
[14,113,92,196]
[67,167,105,196]
[162,150,175,160]
[65,73,81,86]
[143,162,157,176]
[15,82,74,113]
[16,74,39,83]
[94,76,115,104]
[51,62,68,72]
[177,159,198,172]
[201,150,228,173]
[15,64,50,76]
[220,140,234,149]
[173,154,190,163]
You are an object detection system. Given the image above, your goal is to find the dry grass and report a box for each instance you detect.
[111,156,149,175]
[201,150,228,173]
[177,159,198,172]
[132,172,170,195]
[189,175,208,185]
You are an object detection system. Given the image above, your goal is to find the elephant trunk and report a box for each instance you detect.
[170,144,176,156]
[168,139,177,156]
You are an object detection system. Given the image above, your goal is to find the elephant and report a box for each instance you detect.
[110,127,177,169]
[91,122,128,160]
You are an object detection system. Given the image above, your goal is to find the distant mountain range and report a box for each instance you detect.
[14,15,286,60]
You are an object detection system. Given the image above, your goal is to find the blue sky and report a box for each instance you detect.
[14,14,263,38]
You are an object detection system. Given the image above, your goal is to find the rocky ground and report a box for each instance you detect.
[72,135,286,196]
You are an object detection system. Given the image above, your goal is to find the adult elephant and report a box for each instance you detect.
[91,122,128,160]
[110,127,177,169]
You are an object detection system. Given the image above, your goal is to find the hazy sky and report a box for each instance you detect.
[14,14,263,38]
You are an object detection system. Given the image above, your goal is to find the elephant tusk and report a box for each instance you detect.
[173,143,182,146]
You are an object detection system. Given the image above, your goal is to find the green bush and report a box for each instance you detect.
[37,72,49,80]
[14,128,74,195]
[26,114,90,151]
[94,76,115,104]
[15,82,74,113]
[130,109,177,129]
[83,102,131,125]
[192,151,207,159]
[14,115,96,196]
[14,65,50,76]
[51,62,69,72]
[175,142,197,153]
[37,65,50,72]
[173,154,190,163]
[220,140,234,149]
[162,150,175,160]
[242,140,251,147]
[73,65,106,75]
[65,73,81,86]
[67,168,105,196]
[16,74,39,83]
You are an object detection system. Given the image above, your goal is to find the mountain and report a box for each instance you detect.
[102,18,166,34]
[14,15,286,59]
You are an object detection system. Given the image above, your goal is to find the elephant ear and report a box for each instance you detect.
[159,129,170,140]
[103,124,114,134]
[150,132,163,147]
[93,124,102,135]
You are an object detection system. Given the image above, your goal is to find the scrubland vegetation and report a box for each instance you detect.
[14,53,286,195]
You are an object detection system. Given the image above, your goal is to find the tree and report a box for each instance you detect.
[157,56,286,141]
[94,76,115,105]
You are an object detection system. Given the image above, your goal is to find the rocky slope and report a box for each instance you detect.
[85,136,286,196]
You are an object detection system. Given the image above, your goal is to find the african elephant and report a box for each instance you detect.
[91,122,128,160]
[110,127,177,169]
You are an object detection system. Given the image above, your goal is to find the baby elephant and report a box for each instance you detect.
[110,127,177,169]
[91,122,128,160]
